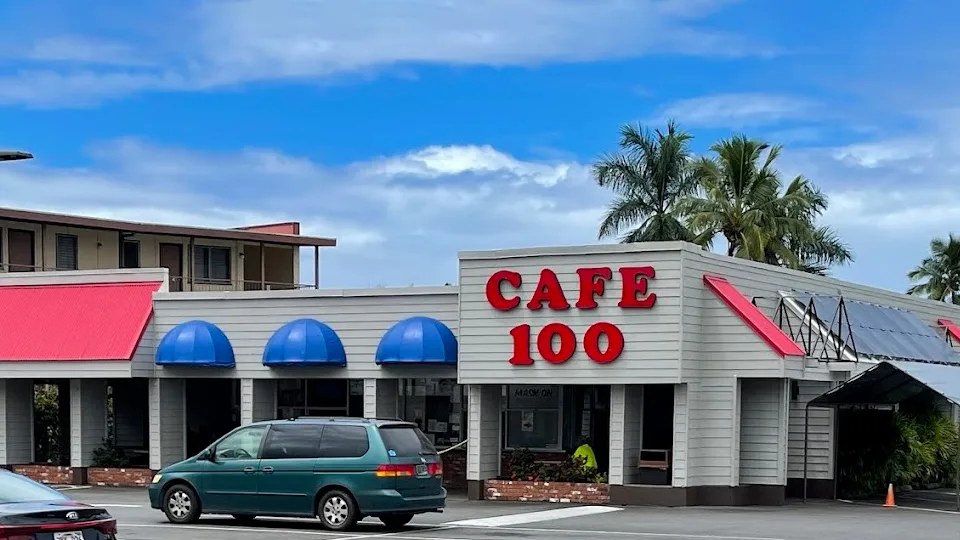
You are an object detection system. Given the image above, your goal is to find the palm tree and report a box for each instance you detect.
[681,135,852,273]
[907,234,960,304]
[594,120,698,243]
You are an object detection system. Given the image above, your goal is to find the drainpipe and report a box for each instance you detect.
[314,246,320,289]
[779,291,859,362]
[803,403,809,503]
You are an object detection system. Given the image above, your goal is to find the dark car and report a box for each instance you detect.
[148,417,446,531]
[0,470,117,539]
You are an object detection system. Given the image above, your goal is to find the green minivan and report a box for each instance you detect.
[147,417,447,531]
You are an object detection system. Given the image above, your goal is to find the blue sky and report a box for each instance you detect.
[0,0,958,291]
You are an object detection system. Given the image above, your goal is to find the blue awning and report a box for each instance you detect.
[375,316,457,365]
[796,294,960,365]
[263,318,347,367]
[810,360,960,407]
[156,320,236,368]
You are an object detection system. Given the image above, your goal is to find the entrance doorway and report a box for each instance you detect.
[185,379,240,456]
[638,384,674,485]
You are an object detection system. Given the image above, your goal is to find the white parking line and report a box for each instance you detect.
[445,505,622,527]
[121,523,345,536]
[456,524,787,540]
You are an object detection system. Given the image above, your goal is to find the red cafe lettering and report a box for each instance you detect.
[485,267,657,366]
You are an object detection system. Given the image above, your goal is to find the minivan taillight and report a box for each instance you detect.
[376,464,416,477]
[428,462,443,476]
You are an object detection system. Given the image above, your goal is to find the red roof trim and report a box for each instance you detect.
[703,274,805,358]
[0,281,161,362]
[937,319,960,344]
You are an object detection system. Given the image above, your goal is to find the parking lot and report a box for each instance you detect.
[62,487,958,540]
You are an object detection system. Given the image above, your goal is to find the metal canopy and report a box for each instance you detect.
[795,294,960,365]
[803,360,960,508]
[810,360,960,407]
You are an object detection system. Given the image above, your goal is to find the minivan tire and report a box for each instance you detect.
[380,513,414,529]
[163,484,201,524]
[317,489,358,531]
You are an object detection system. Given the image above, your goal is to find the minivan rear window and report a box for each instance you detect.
[378,425,437,457]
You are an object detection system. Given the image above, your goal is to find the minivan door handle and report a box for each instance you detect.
[243,467,255,473]
[262,466,274,473]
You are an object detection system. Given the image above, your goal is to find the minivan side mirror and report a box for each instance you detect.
[197,449,213,461]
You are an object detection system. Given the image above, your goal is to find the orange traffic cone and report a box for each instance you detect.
[883,483,896,507]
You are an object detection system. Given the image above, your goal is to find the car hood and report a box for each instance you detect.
[0,500,93,515]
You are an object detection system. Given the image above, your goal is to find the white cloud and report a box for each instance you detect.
[0,0,768,107]
[0,139,606,287]
[365,145,585,187]
[650,93,816,128]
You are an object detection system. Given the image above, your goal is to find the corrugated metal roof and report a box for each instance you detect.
[0,281,161,361]
[796,294,960,365]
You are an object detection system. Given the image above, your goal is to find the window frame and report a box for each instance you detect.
[317,424,370,458]
[502,385,564,452]
[397,378,466,450]
[260,423,324,460]
[54,233,79,271]
[211,425,268,461]
[121,239,140,269]
[193,244,232,284]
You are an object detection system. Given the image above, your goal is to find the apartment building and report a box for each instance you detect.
[0,207,336,290]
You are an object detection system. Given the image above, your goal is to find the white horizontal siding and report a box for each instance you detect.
[787,380,834,480]
[140,287,459,379]
[739,378,786,485]
[458,245,683,385]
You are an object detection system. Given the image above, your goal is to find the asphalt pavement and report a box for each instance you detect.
[59,487,960,540]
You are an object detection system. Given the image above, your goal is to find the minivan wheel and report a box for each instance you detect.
[380,513,414,530]
[163,484,200,524]
[317,489,358,531]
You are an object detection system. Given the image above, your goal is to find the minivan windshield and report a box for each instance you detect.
[378,425,437,457]
[0,472,69,503]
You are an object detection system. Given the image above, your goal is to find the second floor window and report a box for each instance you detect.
[55,234,78,271]
[194,245,230,282]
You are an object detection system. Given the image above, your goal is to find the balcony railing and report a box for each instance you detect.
[0,264,313,292]
[168,277,314,292]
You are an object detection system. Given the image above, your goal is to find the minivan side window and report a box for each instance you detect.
[318,425,369,458]
[261,424,324,459]
[214,426,267,461]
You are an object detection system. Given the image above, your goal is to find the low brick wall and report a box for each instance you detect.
[87,468,154,487]
[441,448,467,490]
[13,465,75,485]
[485,480,609,504]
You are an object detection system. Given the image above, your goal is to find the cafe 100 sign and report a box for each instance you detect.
[485,266,657,366]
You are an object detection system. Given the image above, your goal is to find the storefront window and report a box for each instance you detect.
[398,378,466,449]
[504,385,562,450]
[277,379,364,419]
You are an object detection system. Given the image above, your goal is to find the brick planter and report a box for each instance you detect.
[13,465,75,485]
[440,448,467,490]
[87,468,154,487]
[485,479,609,504]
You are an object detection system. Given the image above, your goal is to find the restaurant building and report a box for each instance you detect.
[1,207,959,506]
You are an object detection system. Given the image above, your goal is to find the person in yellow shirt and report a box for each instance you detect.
[572,436,597,471]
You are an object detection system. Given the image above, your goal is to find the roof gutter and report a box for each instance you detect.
[778,290,860,362]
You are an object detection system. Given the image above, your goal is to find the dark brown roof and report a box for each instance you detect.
[0,151,33,162]
[0,207,336,247]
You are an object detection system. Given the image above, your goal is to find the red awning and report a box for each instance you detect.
[0,281,161,361]
[938,319,960,343]
[703,274,805,358]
